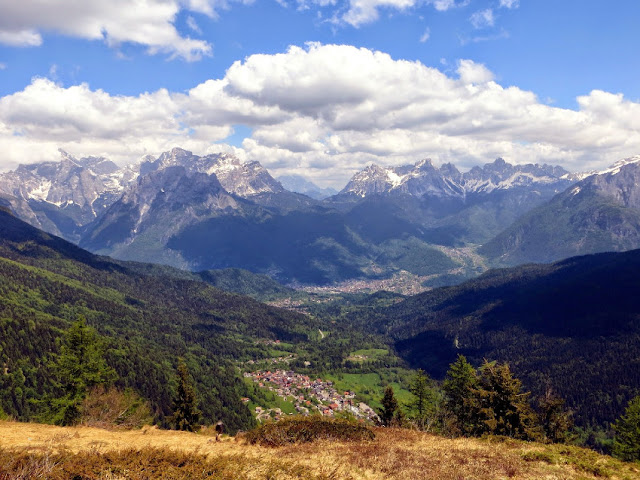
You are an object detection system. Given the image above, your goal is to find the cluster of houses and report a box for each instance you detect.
[244,369,379,423]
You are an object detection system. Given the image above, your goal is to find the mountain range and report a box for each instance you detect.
[481,156,640,265]
[2,148,640,287]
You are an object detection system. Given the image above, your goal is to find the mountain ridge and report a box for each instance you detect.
[481,158,640,265]
[337,157,577,199]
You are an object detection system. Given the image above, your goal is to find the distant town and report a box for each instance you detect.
[244,369,379,423]
[289,270,434,296]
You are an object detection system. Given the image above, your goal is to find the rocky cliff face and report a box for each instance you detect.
[584,156,640,208]
[0,150,138,241]
[139,147,284,197]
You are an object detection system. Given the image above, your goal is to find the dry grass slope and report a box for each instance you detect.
[0,420,638,479]
[244,417,375,446]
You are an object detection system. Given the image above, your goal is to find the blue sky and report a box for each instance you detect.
[1,0,639,187]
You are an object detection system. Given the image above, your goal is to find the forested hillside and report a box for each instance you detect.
[0,208,326,432]
[354,249,640,428]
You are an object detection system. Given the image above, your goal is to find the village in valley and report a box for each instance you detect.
[244,369,380,423]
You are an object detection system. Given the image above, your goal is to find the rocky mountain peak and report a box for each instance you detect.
[414,158,434,169]
[439,162,462,180]
[57,149,81,166]
[341,164,396,197]
[213,158,284,197]
[139,149,283,198]
[595,155,640,177]
[578,160,640,209]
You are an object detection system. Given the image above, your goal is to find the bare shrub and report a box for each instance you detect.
[245,416,375,447]
[81,386,153,429]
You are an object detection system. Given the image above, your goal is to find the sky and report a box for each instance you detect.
[1,0,639,188]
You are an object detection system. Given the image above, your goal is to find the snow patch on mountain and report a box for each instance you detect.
[598,156,640,176]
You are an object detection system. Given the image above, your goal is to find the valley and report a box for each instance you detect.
[1,150,640,470]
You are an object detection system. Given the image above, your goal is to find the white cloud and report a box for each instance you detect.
[429,0,469,11]
[457,59,494,84]
[339,0,468,27]
[342,0,416,27]
[419,27,431,43]
[0,0,211,60]
[499,0,519,8]
[1,44,640,186]
[185,0,257,18]
[0,63,6,70]
[470,8,494,29]
[186,16,202,33]
[295,0,338,11]
[0,29,42,47]
[461,28,510,45]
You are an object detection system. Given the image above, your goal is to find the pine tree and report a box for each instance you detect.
[408,369,436,430]
[475,360,541,440]
[442,354,481,436]
[52,317,116,425]
[171,358,201,432]
[612,395,640,462]
[379,386,399,426]
[538,387,573,443]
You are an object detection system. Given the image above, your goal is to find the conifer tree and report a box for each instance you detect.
[408,369,436,429]
[442,354,481,436]
[379,386,399,426]
[538,387,573,443]
[52,317,116,425]
[475,360,541,440]
[172,358,201,432]
[612,395,640,462]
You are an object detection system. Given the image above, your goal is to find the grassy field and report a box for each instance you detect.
[325,370,414,408]
[347,348,389,361]
[1,420,638,479]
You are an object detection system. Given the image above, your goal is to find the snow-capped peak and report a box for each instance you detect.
[597,155,640,176]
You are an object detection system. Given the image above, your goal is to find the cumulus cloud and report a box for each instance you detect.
[1,43,640,187]
[457,59,494,84]
[0,0,211,60]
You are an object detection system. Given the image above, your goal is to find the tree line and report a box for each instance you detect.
[378,355,640,462]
